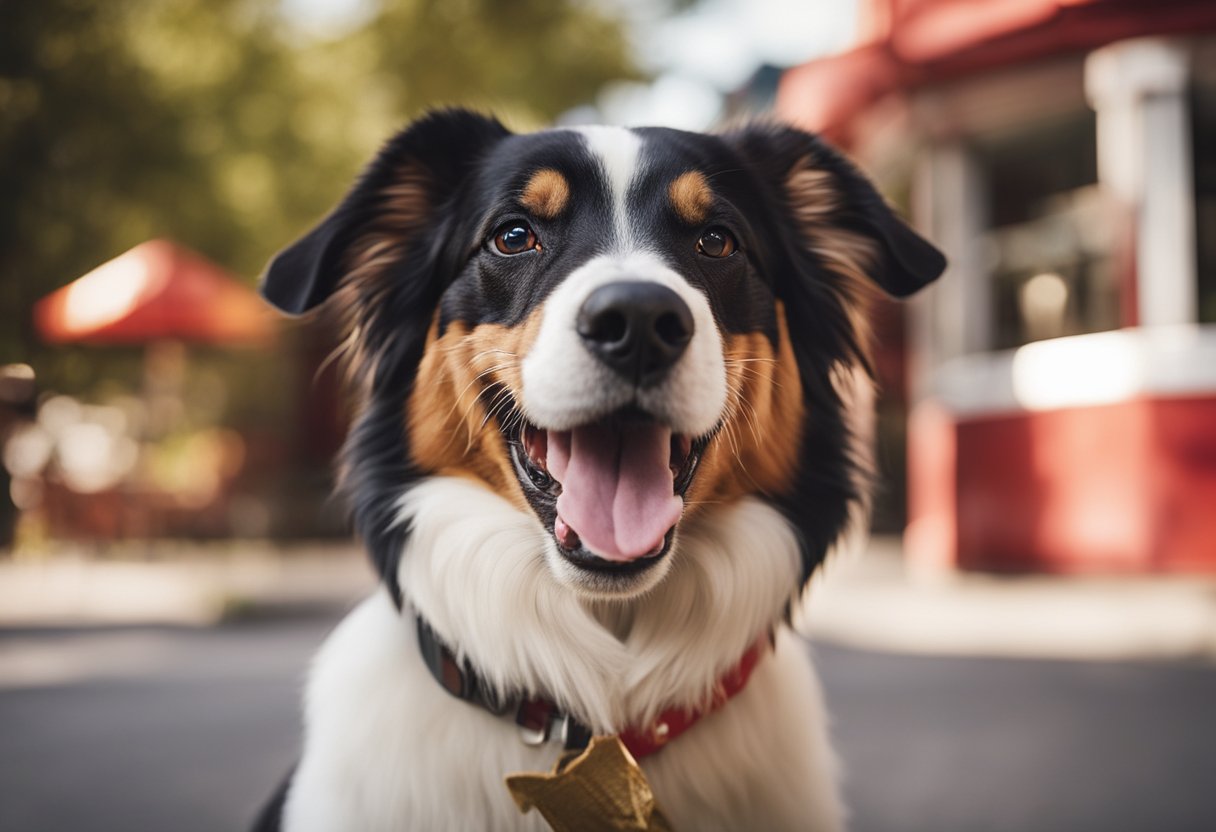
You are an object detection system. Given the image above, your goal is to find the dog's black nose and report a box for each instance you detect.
[577,281,694,387]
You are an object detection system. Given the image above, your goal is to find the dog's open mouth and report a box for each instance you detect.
[508,409,705,573]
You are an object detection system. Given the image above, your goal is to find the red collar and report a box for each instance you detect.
[617,632,769,757]
[417,615,771,758]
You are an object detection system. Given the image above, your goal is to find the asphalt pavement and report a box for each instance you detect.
[3,614,1215,832]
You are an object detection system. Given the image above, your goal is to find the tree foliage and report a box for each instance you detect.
[0,0,638,365]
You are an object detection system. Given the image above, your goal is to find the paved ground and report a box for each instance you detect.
[3,615,1215,832]
[0,619,324,832]
[9,537,1216,663]
[819,644,1216,832]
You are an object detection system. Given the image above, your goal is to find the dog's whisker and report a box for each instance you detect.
[474,386,518,437]
[725,362,787,392]
[720,406,744,463]
[443,362,519,427]
[734,396,766,449]
[469,347,519,362]
[462,384,516,448]
[724,356,778,365]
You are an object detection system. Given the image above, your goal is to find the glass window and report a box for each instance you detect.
[1193,83,1216,324]
[974,112,1118,349]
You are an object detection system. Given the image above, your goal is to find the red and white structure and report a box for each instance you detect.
[778,0,1216,572]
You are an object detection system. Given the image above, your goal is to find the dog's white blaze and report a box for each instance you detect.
[520,250,728,436]
[523,127,727,436]
[570,125,642,249]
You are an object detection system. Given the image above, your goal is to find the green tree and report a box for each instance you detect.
[0,0,637,373]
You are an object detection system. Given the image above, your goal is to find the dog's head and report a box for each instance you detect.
[262,110,943,603]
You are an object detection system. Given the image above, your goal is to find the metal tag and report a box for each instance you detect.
[505,735,674,832]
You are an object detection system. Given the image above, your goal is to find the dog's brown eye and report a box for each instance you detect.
[493,222,539,255]
[696,227,736,258]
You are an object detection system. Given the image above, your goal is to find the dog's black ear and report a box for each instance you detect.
[721,124,945,589]
[259,110,509,608]
[260,109,510,315]
[725,123,945,299]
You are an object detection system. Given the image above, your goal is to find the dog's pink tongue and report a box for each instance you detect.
[548,422,682,561]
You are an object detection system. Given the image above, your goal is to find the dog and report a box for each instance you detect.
[253,109,944,831]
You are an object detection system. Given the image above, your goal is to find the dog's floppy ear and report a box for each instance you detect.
[259,110,509,607]
[726,123,945,299]
[722,124,945,588]
[260,109,510,315]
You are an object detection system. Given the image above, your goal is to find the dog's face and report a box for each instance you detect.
[261,110,943,602]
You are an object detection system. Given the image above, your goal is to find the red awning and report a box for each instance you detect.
[777,0,1216,142]
[34,240,276,346]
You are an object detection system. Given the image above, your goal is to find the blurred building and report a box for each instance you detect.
[778,0,1216,572]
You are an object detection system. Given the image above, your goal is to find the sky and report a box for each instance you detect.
[280,0,859,130]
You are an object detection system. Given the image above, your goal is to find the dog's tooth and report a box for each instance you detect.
[523,425,549,471]
[555,515,581,550]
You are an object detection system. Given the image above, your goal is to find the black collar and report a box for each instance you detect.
[415,615,593,751]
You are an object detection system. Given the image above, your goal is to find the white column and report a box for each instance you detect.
[909,140,990,398]
[1086,38,1198,327]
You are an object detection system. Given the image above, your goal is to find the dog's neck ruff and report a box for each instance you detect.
[416,613,770,759]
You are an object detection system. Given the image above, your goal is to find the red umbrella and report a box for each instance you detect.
[34,239,275,346]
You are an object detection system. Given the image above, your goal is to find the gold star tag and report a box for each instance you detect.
[505,735,674,832]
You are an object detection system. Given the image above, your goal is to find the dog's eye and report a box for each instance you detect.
[492,222,539,255]
[696,227,736,258]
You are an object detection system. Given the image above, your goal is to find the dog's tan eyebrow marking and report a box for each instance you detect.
[519,168,571,220]
[669,170,713,225]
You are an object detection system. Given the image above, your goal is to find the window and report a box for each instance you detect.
[974,112,1118,349]
[1193,83,1216,324]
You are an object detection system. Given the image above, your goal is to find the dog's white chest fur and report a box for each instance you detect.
[281,477,843,831]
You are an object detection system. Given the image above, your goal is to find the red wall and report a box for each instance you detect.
[908,395,1216,572]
